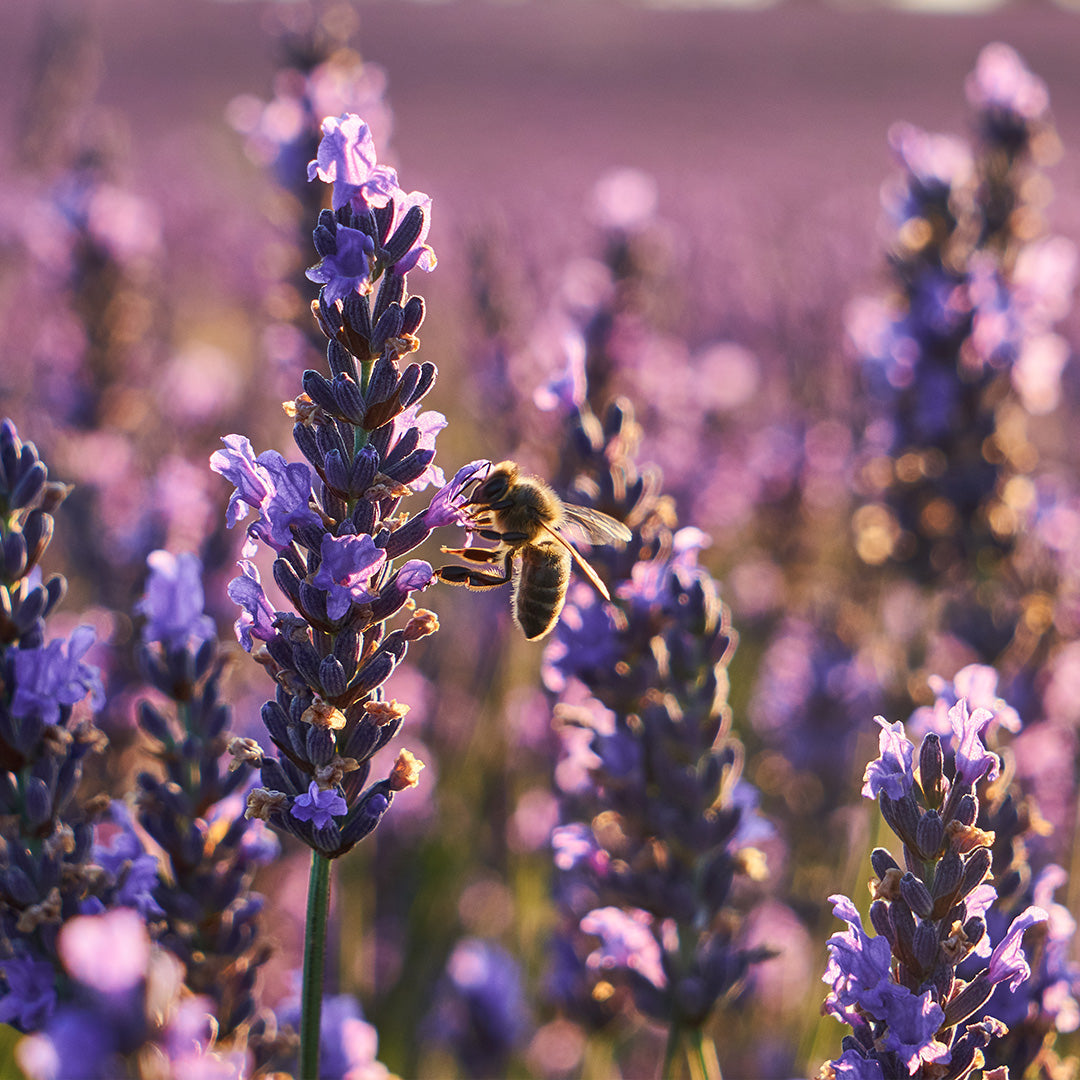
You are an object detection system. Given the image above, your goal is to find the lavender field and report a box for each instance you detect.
[2,2,1080,1077]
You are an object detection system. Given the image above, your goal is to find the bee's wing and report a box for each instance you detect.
[558,504,632,546]
[537,520,613,602]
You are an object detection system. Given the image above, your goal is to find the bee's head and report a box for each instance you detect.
[467,460,518,506]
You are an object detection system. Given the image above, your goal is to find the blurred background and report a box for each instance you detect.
[2,1,1080,1076]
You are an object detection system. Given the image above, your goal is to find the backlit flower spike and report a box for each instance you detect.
[133,549,273,1040]
[213,106,470,885]
[821,694,1048,1076]
[524,315,769,1069]
[0,421,112,1034]
[849,42,1073,594]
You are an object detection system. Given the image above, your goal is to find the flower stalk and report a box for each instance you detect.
[300,849,333,1080]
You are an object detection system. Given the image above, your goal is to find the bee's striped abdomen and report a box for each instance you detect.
[512,544,572,640]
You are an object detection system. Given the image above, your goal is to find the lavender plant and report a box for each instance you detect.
[210,111,483,1076]
[131,549,278,1042]
[908,667,1080,1076]
[0,419,110,1031]
[530,391,774,1075]
[820,697,1050,1076]
[849,43,1074,618]
[423,937,530,1077]
[14,907,248,1079]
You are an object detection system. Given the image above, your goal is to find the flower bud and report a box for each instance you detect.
[918,733,944,808]
[899,873,934,919]
[916,810,944,859]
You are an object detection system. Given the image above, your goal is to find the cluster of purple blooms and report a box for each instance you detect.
[210,111,479,860]
[0,428,251,1074]
[823,692,1056,1077]
[848,43,1075,585]
[0,419,108,1031]
[130,550,279,1040]
[532,357,773,1065]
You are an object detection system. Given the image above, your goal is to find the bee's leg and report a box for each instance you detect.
[439,546,503,564]
[437,550,514,591]
[473,527,530,544]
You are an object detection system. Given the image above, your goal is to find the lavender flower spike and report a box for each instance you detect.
[821,691,1049,1077]
[217,109,465,1077]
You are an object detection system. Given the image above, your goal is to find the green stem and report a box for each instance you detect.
[687,1028,722,1080]
[299,850,332,1080]
[661,1023,722,1080]
[661,1021,682,1080]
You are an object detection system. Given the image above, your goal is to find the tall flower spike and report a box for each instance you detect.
[821,696,1048,1077]
[0,420,110,1032]
[131,549,276,1042]
[212,110,486,1078]
[518,382,771,1069]
[212,114,480,861]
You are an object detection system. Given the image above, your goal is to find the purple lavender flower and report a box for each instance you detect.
[987,907,1049,992]
[274,990,390,1080]
[306,113,399,211]
[821,695,1049,1076]
[831,1048,886,1080]
[382,190,437,274]
[0,421,116,1033]
[579,907,667,990]
[823,895,895,1023]
[10,625,104,725]
[209,437,321,553]
[312,532,386,620]
[57,908,150,995]
[305,222,377,303]
[0,956,58,1030]
[290,781,347,829]
[208,434,274,530]
[226,560,277,653]
[949,699,1000,788]
[424,939,529,1079]
[421,460,491,528]
[92,802,165,919]
[136,549,215,652]
[966,42,1049,128]
[213,114,465,862]
[18,909,249,1079]
[389,404,447,492]
[909,664,1022,738]
[860,716,916,800]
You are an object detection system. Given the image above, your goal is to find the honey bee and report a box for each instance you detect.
[436,461,632,640]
